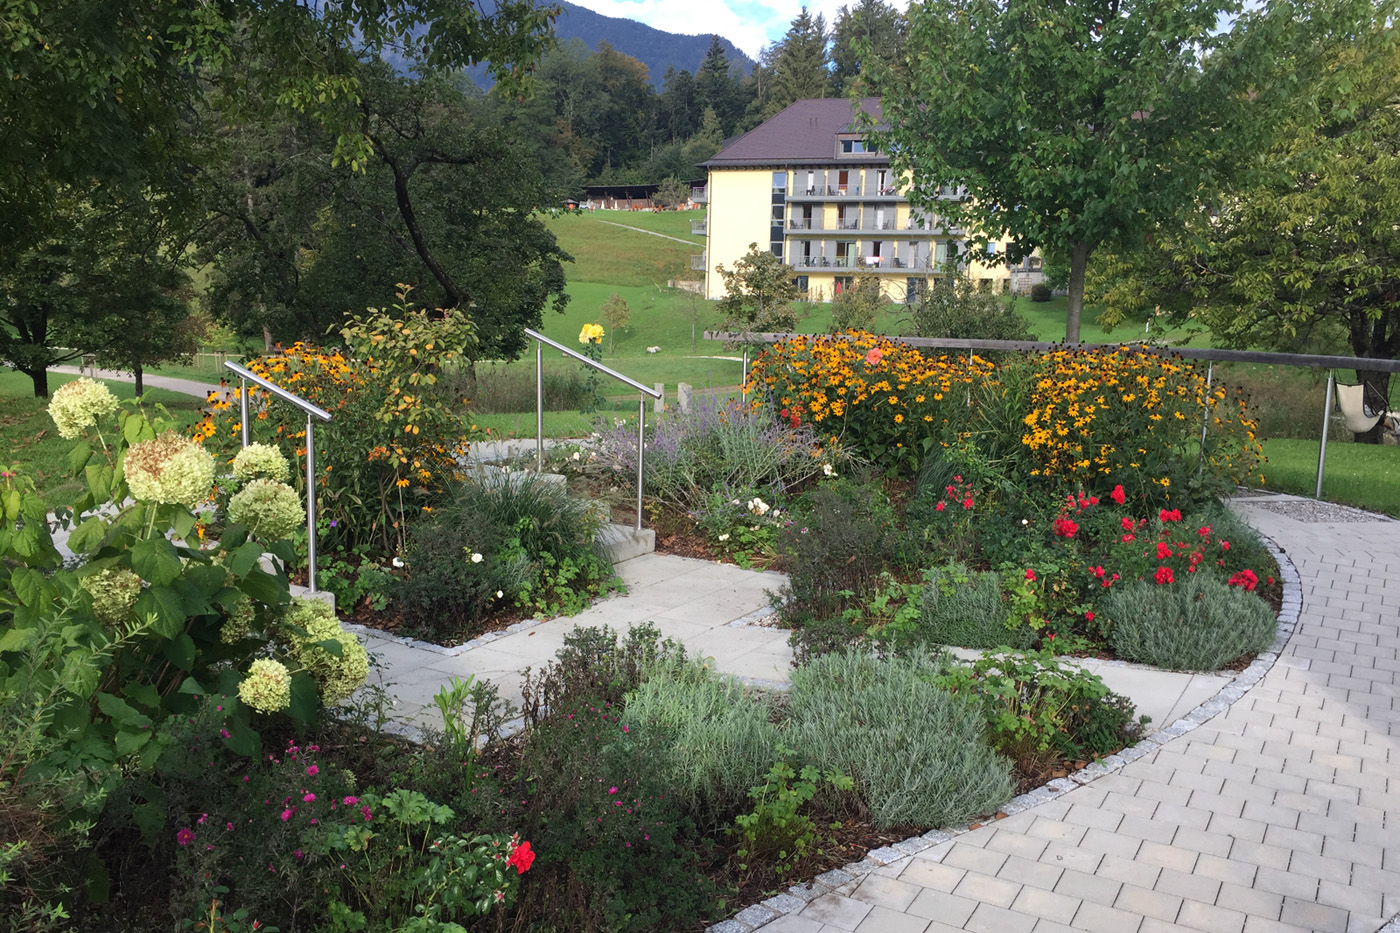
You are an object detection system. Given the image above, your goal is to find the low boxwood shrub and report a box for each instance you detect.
[1103,574,1276,670]
[920,563,1035,650]
[786,649,1013,828]
[1029,283,1053,302]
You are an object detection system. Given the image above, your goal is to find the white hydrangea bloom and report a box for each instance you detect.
[232,443,291,483]
[238,658,292,713]
[228,479,303,540]
[125,432,216,508]
[49,378,119,439]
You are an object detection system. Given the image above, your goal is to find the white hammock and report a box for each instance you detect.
[1334,382,1386,433]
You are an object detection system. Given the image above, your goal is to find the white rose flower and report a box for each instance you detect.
[718,533,730,542]
[471,552,483,563]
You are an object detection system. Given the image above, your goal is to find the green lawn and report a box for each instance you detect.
[1258,438,1400,517]
[1,370,206,507]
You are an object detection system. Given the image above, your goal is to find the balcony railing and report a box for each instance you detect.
[690,253,707,271]
[788,219,825,230]
[788,185,864,199]
[793,256,858,269]
[691,220,707,235]
[691,187,708,204]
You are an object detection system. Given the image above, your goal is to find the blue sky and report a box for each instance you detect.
[570,0,870,60]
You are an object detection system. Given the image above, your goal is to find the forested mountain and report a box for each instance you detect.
[458,1,752,90]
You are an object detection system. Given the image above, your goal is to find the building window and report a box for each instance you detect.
[772,205,784,223]
[840,139,868,154]
[834,276,854,294]
[794,275,809,293]
[772,171,787,193]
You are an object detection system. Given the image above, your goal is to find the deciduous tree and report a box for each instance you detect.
[866,0,1350,342]
[1092,19,1400,442]
[715,245,802,339]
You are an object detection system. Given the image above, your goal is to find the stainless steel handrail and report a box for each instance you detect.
[224,361,332,594]
[524,328,662,532]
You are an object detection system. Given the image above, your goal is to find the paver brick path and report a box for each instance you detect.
[735,501,1400,933]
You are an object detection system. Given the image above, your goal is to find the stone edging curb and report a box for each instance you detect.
[706,532,1305,933]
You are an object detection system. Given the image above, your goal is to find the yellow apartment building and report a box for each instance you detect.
[697,98,1038,303]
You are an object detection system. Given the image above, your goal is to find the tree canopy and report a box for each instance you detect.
[865,0,1358,342]
[1091,15,1400,440]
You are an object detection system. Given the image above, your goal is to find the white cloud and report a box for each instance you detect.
[569,0,903,60]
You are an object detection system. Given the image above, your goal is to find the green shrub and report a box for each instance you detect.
[623,661,780,829]
[399,471,612,642]
[515,686,724,931]
[519,624,687,727]
[1104,575,1276,670]
[1029,283,1053,302]
[776,476,906,644]
[935,650,1144,774]
[731,749,853,882]
[906,272,1034,341]
[829,275,887,333]
[786,649,1013,828]
[920,563,1035,650]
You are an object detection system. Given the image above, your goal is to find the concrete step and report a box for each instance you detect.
[597,522,655,564]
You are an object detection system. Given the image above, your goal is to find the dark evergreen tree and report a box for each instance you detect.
[762,7,831,118]
[831,0,905,92]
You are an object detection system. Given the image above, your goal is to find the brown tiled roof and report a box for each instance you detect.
[703,98,885,167]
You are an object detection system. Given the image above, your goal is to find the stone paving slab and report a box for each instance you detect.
[725,497,1400,933]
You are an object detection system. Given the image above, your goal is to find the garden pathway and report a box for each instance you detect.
[720,496,1400,933]
[49,364,222,400]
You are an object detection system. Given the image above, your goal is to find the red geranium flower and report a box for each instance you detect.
[1111,485,1126,505]
[1053,517,1079,538]
[1025,568,1036,581]
[1156,542,1173,560]
[1154,566,1174,584]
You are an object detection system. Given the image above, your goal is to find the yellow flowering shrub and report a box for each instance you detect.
[750,333,1261,507]
[194,289,479,555]
[747,331,993,471]
[1016,346,1262,504]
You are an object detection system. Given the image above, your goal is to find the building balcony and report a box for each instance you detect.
[690,252,707,271]
[691,186,708,204]
[786,185,906,202]
[792,256,858,269]
[691,219,707,235]
[788,218,826,231]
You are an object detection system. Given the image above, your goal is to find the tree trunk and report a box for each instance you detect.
[1065,241,1093,343]
[28,367,49,398]
[133,364,144,395]
[1352,369,1391,444]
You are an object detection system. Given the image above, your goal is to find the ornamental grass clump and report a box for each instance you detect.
[48,376,119,439]
[786,648,1013,828]
[125,431,217,508]
[228,478,303,540]
[1103,574,1276,670]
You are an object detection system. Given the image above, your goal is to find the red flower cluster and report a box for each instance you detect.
[508,840,535,874]
[1228,569,1259,591]
[1155,566,1175,584]
[1111,484,1126,505]
[1159,508,1183,522]
[1053,517,1079,538]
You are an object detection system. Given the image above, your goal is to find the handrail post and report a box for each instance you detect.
[239,378,250,448]
[1316,370,1335,498]
[306,412,318,594]
[1199,361,1213,476]
[536,340,544,472]
[636,392,645,532]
